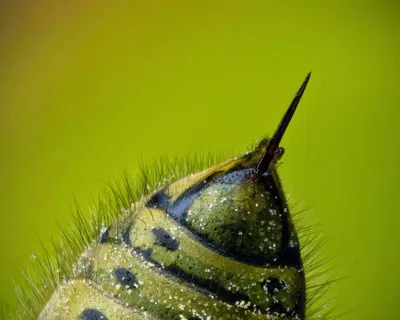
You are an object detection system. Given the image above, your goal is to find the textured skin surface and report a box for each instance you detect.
[39,279,154,319]
[39,140,305,319]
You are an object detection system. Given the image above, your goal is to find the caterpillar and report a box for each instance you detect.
[11,72,333,320]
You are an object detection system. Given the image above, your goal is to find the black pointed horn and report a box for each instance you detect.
[256,72,311,173]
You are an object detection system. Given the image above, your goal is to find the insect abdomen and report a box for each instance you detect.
[39,144,305,320]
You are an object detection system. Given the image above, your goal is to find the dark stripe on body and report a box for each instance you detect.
[146,167,299,268]
[80,309,108,320]
[133,247,250,307]
[146,171,224,222]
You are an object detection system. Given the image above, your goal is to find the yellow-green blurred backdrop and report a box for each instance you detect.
[0,0,399,319]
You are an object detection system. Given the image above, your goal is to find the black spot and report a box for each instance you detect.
[261,277,290,314]
[114,268,138,289]
[146,189,170,210]
[262,277,287,295]
[123,229,132,246]
[265,276,306,319]
[80,309,108,320]
[99,227,110,244]
[152,228,179,251]
[135,247,153,260]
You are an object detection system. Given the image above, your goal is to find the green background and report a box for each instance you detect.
[0,0,399,318]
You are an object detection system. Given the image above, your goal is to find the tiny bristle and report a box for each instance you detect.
[291,205,341,319]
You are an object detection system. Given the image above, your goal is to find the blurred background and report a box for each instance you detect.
[0,0,399,318]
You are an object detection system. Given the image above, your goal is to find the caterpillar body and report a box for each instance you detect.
[15,73,325,320]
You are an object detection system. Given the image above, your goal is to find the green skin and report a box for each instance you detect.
[39,140,305,320]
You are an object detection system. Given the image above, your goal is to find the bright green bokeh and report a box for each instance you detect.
[0,1,399,318]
